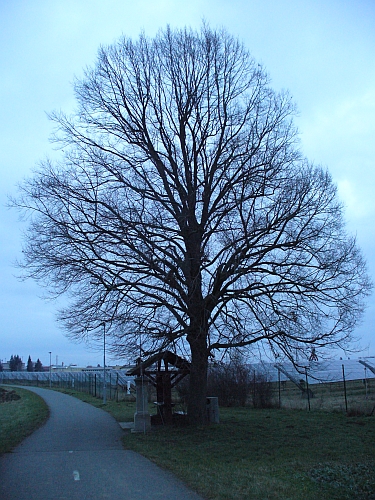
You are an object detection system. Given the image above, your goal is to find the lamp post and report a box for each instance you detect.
[49,351,52,388]
[102,323,106,405]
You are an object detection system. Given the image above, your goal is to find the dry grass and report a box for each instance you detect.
[276,379,375,414]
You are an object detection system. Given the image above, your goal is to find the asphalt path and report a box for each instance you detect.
[0,387,203,500]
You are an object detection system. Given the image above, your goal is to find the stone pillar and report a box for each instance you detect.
[133,377,151,432]
[206,396,220,423]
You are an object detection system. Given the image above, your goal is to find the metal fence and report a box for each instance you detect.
[0,369,135,402]
[251,359,375,413]
[2,359,375,413]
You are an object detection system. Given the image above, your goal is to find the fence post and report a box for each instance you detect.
[342,364,348,413]
[253,370,256,405]
[305,367,311,411]
[278,369,281,408]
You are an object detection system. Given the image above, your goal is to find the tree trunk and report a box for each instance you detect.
[187,330,209,425]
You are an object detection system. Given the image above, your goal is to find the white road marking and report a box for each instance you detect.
[73,470,80,481]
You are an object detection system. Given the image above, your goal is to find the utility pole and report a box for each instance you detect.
[103,323,106,405]
[49,351,52,388]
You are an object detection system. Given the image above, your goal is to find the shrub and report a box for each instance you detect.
[176,358,275,409]
[207,358,251,407]
[250,371,274,408]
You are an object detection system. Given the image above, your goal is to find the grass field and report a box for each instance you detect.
[0,387,49,454]
[2,384,374,499]
[123,408,375,500]
[54,386,375,500]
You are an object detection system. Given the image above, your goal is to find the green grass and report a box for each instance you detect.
[122,408,375,500]
[0,386,49,454]
[52,386,375,499]
[22,385,375,499]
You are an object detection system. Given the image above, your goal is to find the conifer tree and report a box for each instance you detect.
[27,355,34,372]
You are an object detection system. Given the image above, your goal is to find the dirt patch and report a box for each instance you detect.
[0,387,21,403]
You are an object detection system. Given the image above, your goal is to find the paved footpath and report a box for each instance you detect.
[0,387,203,500]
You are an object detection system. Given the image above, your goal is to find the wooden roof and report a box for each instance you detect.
[126,350,190,376]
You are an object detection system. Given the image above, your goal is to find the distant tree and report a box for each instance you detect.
[27,355,34,372]
[0,361,3,372]
[9,355,23,371]
[34,359,43,372]
[13,25,372,424]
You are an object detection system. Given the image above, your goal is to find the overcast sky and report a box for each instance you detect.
[1,0,374,368]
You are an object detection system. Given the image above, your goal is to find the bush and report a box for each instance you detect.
[176,358,275,409]
[207,359,251,407]
[250,371,274,409]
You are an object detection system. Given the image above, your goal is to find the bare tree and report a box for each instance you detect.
[13,25,371,423]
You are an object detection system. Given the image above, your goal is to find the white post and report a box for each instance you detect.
[133,377,151,432]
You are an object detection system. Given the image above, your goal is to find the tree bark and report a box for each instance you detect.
[187,328,209,425]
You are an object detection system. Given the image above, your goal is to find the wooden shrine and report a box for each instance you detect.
[127,351,190,424]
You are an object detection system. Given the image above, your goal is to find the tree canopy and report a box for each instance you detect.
[13,25,371,422]
[27,355,34,372]
[9,355,23,372]
[34,359,43,372]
